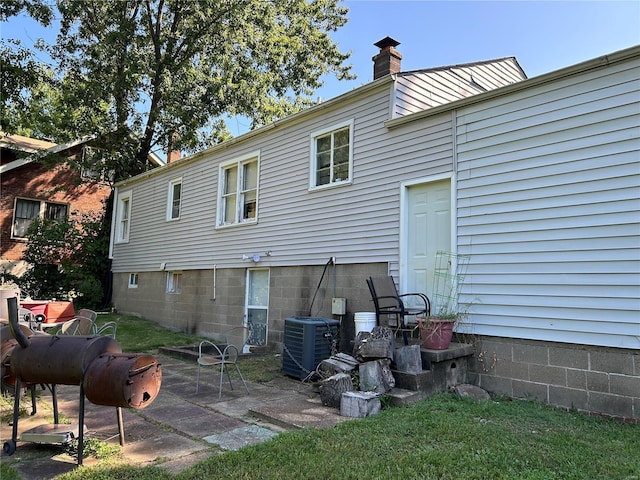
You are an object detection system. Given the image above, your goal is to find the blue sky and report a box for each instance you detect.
[3,0,639,137]
[318,1,639,95]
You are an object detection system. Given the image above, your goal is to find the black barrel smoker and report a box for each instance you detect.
[2,297,162,465]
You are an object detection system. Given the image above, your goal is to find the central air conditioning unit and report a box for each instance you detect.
[282,316,340,379]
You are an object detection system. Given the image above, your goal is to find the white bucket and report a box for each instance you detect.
[354,312,377,334]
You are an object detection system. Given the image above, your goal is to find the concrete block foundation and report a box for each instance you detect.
[470,336,640,423]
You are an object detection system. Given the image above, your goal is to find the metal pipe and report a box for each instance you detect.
[6,297,28,349]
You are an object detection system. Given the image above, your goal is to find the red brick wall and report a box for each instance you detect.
[1,161,112,261]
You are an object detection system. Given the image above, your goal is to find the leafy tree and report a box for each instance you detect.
[5,0,353,181]
[2,0,353,305]
[20,209,110,308]
[0,1,54,133]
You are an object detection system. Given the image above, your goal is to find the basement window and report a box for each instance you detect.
[166,272,182,294]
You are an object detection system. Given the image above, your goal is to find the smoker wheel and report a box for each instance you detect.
[3,440,16,455]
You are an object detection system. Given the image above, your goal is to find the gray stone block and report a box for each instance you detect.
[529,364,567,386]
[319,373,353,408]
[549,385,588,411]
[495,358,529,381]
[549,347,589,370]
[353,328,394,361]
[589,391,633,419]
[392,369,434,392]
[566,369,587,390]
[386,388,428,407]
[452,384,490,401]
[478,374,513,397]
[513,343,549,365]
[340,391,381,418]
[609,374,640,398]
[420,342,474,363]
[586,371,610,393]
[429,357,470,391]
[359,359,395,393]
[590,351,635,375]
[513,380,548,403]
[318,357,357,377]
[394,345,422,374]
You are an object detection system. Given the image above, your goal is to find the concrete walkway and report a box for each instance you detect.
[1,353,349,479]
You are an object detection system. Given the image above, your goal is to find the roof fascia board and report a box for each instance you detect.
[0,134,97,174]
[0,158,31,174]
[385,45,640,130]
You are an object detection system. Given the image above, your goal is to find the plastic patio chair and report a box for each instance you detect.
[195,330,250,399]
[57,316,96,335]
[95,321,117,338]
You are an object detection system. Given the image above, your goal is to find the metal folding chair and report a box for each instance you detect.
[195,327,250,399]
[366,275,431,344]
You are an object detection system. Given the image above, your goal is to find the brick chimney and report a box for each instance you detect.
[372,36,402,80]
[166,132,181,164]
[166,149,181,164]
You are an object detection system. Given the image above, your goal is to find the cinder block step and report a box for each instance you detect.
[385,387,428,407]
[391,369,435,393]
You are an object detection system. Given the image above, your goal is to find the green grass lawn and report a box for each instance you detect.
[2,314,638,480]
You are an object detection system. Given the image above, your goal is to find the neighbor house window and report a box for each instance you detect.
[80,146,114,181]
[115,190,132,242]
[218,153,259,226]
[128,273,139,288]
[11,198,68,239]
[310,120,353,189]
[166,272,182,294]
[167,178,182,220]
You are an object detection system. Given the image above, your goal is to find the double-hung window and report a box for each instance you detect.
[310,120,353,189]
[115,190,132,243]
[167,178,182,220]
[12,198,68,239]
[218,153,259,226]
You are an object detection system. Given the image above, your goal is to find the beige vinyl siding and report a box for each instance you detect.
[111,86,454,274]
[456,57,640,349]
[394,58,525,116]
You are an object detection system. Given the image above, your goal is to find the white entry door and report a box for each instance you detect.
[404,179,452,303]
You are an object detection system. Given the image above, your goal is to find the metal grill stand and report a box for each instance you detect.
[2,297,160,466]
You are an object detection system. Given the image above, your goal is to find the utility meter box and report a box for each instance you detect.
[331,297,347,315]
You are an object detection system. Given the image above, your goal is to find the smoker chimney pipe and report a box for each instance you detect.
[7,297,28,349]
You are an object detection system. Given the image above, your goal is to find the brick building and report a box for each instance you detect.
[0,133,112,276]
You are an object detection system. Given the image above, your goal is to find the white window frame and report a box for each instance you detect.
[217,152,260,227]
[128,273,139,288]
[115,190,132,243]
[166,177,182,221]
[11,197,69,239]
[309,120,354,190]
[166,271,182,294]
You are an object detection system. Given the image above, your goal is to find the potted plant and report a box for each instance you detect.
[418,251,470,350]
